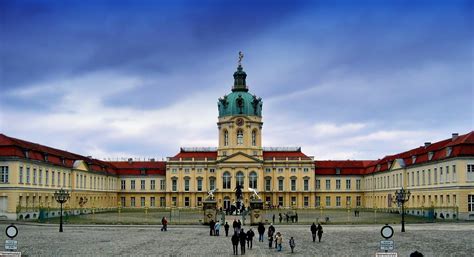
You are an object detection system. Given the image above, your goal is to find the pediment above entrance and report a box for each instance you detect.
[217,151,263,164]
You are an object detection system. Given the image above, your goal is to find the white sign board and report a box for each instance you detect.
[4,240,17,250]
[375,252,398,257]
[0,251,22,257]
[380,240,394,251]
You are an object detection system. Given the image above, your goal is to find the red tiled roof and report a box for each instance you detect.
[263,151,311,159]
[110,161,166,176]
[172,151,217,159]
[315,160,373,175]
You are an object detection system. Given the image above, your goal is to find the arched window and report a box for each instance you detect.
[249,172,257,189]
[237,129,244,145]
[224,130,229,146]
[252,130,257,146]
[223,172,231,189]
[236,172,244,187]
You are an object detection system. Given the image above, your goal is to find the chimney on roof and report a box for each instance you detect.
[149,158,155,162]
[128,158,133,164]
[452,133,459,141]
[424,142,431,148]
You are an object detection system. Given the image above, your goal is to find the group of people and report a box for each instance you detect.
[230,219,255,255]
[272,212,299,223]
[310,222,323,242]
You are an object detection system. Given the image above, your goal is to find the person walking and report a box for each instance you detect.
[257,222,265,242]
[233,219,238,233]
[295,212,298,223]
[239,229,247,255]
[289,236,295,253]
[310,222,317,242]
[232,233,240,255]
[268,224,275,248]
[272,214,275,224]
[161,217,168,231]
[224,222,230,237]
[215,221,221,236]
[246,228,255,249]
[317,223,323,242]
[209,219,215,236]
[276,232,283,251]
[279,213,282,223]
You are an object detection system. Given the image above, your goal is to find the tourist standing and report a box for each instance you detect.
[239,229,247,255]
[224,222,230,237]
[289,236,295,253]
[279,213,282,223]
[272,214,275,224]
[257,222,265,242]
[233,219,238,233]
[295,212,298,223]
[232,233,239,255]
[268,224,275,248]
[276,232,283,251]
[317,223,323,242]
[215,221,221,236]
[246,228,255,249]
[310,222,317,242]
[161,217,168,231]
[209,219,215,236]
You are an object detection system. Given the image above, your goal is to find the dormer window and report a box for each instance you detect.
[140,169,146,175]
[387,161,391,169]
[336,168,341,175]
[23,150,29,159]
[411,155,417,164]
[61,158,66,165]
[428,152,434,161]
[376,164,381,171]
[446,147,452,157]
[44,153,48,162]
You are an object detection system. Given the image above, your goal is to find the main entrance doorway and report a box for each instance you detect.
[224,197,231,210]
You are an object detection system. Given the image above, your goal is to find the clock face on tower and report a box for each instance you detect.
[236,118,244,126]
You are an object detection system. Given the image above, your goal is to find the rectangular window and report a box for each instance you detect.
[63,173,66,187]
[0,166,8,183]
[422,170,425,185]
[197,197,202,207]
[446,166,450,183]
[291,168,296,173]
[121,180,126,190]
[304,196,309,207]
[416,171,419,186]
[291,179,296,191]
[434,168,438,184]
[141,180,145,190]
[291,196,297,206]
[141,197,145,207]
[346,196,351,207]
[356,179,361,190]
[58,172,61,187]
[46,170,49,186]
[184,168,190,174]
[121,197,126,207]
[356,196,361,207]
[184,197,190,207]
[468,195,474,212]
[346,179,351,190]
[336,179,341,190]
[184,179,190,191]
[131,180,136,190]
[33,168,37,184]
[265,168,271,173]
[278,179,284,191]
[325,179,331,190]
[303,168,309,173]
[336,196,341,207]
[468,165,474,181]
[131,197,136,207]
[265,178,271,191]
[150,180,156,190]
[172,197,177,207]
[304,179,309,191]
[172,168,177,173]
[172,180,177,191]
[160,197,166,207]
[160,179,166,190]
[452,165,457,182]
[278,168,284,173]
[209,178,215,190]
[197,179,202,191]
[209,168,215,173]
[38,169,42,185]
[440,167,444,183]
[316,179,321,189]
[51,170,54,186]
[315,196,321,207]
[411,172,414,186]
[26,167,30,184]
[325,196,331,207]
[150,197,156,207]
[428,169,431,185]
[278,196,284,207]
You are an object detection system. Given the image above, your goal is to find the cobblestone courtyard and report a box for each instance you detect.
[1,222,473,257]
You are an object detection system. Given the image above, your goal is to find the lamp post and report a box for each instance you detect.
[395,187,411,232]
[54,188,70,232]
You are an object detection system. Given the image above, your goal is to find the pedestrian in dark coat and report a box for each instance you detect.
[224,222,230,237]
[268,224,275,248]
[232,233,240,255]
[279,213,282,223]
[233,219,238,233]
[289,236,295,253]
[286,213,289,223]
[295,212,298,223]
[239,229,247,254]
[317,223,323,242]
[237,220,242,229]
[209,220,215,236]
[246,228,255,249]
[272,214,275,224]
[257,222,265,242]
[310,222,317,242]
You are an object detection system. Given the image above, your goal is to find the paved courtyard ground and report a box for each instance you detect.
[1,222,472,256]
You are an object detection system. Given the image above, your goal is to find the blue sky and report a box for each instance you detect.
[1,0,472,160]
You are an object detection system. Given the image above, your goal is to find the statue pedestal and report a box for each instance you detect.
[249,199,264,225]
[203,200,217,225]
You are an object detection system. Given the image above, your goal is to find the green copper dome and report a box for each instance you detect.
[218,64,263,117]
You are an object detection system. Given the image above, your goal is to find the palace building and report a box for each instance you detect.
[1,61,473,221]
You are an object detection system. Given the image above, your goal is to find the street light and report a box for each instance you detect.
[394,187,411,232]
[54,188,70,232]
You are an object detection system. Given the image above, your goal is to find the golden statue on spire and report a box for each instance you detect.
[238,51,244,66]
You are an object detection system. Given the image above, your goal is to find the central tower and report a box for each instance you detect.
[217,53,263,160]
